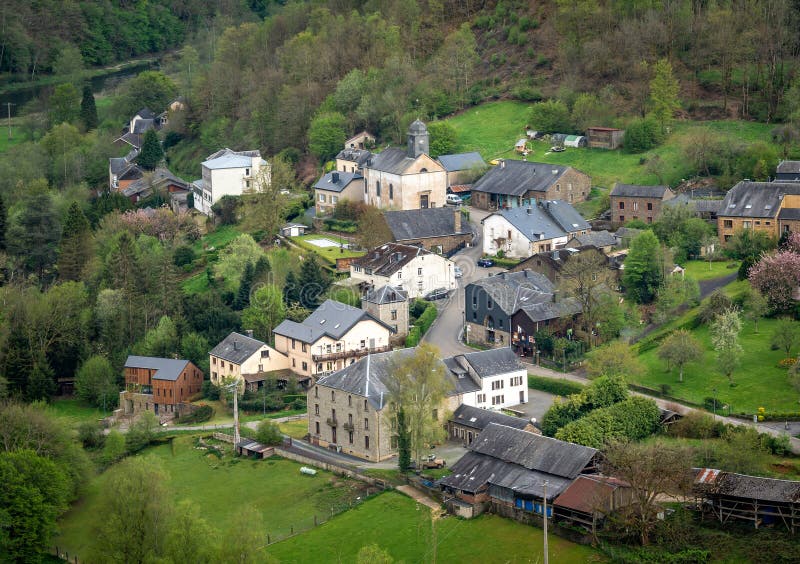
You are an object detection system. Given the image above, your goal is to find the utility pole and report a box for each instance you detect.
[542,480,549,564]
[5,102,15,140]
[225,380,241,447]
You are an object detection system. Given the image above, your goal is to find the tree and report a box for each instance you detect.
[558,249,613,330]
[125,411,158,454]
[216,505,270,564]
[242,285,286,344]
[80,84,98,130]
[75,355,118,410]
[602,440,693,545]
[710,308,742,385]
[771,317,799,359]
[0,193,6,250]
[308,112,347,162]
[137,129,163,170]
[748,250,800,312]
[387,344,450,468]
[586,341,644,379]
[101,430,126,466]
[48,82,80,126]
[234,261,255,311]
[396,408,411,472]
[214,234,267,293]
[649,58,680,132]
[742,287,770,333]
[164,500,218,564]
[528,99,571,134]
[427,121,458,158]
[241,157,291,242]
[297,254,330,309]
[58,201,93,281]
[356,205,393,251]
[724,228,775,280]
[137,316,179,358]
[571,93,612,132]
[658,330,703,382]
[623,118,663,152]
[622,230,664,303]
[117,71,177,119]
[6,188,61,281]
[254,420,283,446]
[52,43,84,78]
[181,332,210,375]
[699,288,733,324]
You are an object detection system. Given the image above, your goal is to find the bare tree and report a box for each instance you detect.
[558,249,614,331]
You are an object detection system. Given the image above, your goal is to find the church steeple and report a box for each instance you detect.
[407,119,429,158]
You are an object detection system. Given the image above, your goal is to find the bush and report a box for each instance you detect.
[406,302,437,346]
[125,412,158,454]
[409,298,429,321]
[174,245,196,267]
[624,118,664,153]
[528,99,572,134]
[77,421,105,449]
[202,381,220,400]
[101,430,126,466]
[527,375,584,396]
[668,411,725,439]
[540,375,628,436]
[533,330,555,354]
[176,404,214,424]
[323,218,358,233]
[254,420,283,446]
[555,396,661,448]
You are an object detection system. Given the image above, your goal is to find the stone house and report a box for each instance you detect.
[437,152,487,188]
[313,170,364,216]
[108,149,142,191]
[335,148,372,174]
[361,285,409,342]
[564,230,617,254]
[717,180,800,243]
[610,183,676,225]
[384,207,473,255]
[349,242,457,298]
[115,108,163,150]
[272,299,394,380]
[121,356,203,418]
[510,247,617,286]
[362,120,447,210]
[448,404,538,446]
[482,200,591,259]
[345,131,375,150]
[120,167,191,205]
[471,160,591,210]
[208,331,291,390]
[192,148,270,216]
[307,347,528,461]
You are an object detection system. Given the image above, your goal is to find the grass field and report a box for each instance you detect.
[48,399,107,428]
[267,491,601,563]
[55,436,370,558]
[0,131,24,153]
[445,101,779,189]
[680,260,739,281]
[278,417,309,439]
[635,316,798,413]
[191,224,242,252]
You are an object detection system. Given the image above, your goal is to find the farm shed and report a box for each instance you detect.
[553,475,633,533]
[693,468,800,533]
[563,135,587,148]
[236,439,275,459]
[586,127,625,150]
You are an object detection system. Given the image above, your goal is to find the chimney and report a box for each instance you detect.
[454,209,462,233]
[245,329,254,338]
[233,340,239,351]
[332,171,340,183]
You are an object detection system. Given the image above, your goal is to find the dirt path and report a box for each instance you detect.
[396,485,442,510]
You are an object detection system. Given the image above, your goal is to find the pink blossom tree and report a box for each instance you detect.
[749,250,800,312]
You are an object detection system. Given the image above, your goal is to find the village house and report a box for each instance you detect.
[610,183,676,225]
[307,347,528,461]
[437,152,487,188]
[361,285,409,342]
[115,108,165,150]
[120,167,191,205]
[345,131,375,150]
[335,148,372,174]
[208,331,291,391]
[564,230,618,254]
[349,242,456,298]
[439,423,599,518]
[362,120,447,210]
[586,127,625,150]
[272,299,394,380]
[120,356,203,418]
[482,200,591,259]
[465,270,581,351]
[716,180,800,243]
[108,149,142,191]
[384,207,473,255]
[448,403,539,447]
[471,160,591,210]
[313,170,364,216]
[192,148,270,216]
[510,246,614,285]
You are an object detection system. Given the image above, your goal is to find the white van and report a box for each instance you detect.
[446,194,462,205]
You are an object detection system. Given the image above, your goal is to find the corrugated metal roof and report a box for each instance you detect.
[124,356,191,381]
[437,152,486,172]
[553,475,629,513]
[450,404,531,431]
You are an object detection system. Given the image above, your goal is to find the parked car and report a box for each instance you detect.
[445,194,463,205]
[422,287,449,301]
[422,454,446,469]
[454,266,463,278]
[477,257,495,268]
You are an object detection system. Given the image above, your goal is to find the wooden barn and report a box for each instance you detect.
[586,127,625,150]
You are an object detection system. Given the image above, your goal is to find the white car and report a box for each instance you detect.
[454,266,463,278]
[445,194,463,205]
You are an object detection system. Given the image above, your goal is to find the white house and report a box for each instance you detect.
[349,243,456,298]
[444,347,529,410]
[208,331,290,389]
[482,200,590,259]
[192,148,271,215]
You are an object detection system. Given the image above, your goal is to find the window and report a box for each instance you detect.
[315,404,319,415]
[212,357,217,365]
[418,281,424,290]
[364,418,369,431]
[332,196,338,204]
[261,350,269,358]
[487,298,493,309]
[477,393,486,403]
[619,215,625,222]
[302,362,308,371]
[389,184,394,199]
[364,399,368,411]
[391,310,397,320]
[647,202,653,211]
[326,362,333,371]
[391,436,398,449]
[326,344,332,354]
[492,394,505,405]
[417,267,423,276]
[331,391,335,401]
[291,339,296,350]
[364,184,368,194]
[349,431,354,444]
[319,193,326,202]
[473,312,477,321]
[723,220,733,228]
[646,217,653,224]
[472,295,477,306]
[743,221,751,229]
[365,436,370,449]
[212,371,217,380]
[315,422,320,434]
[292,359,296,367]
[619,201,624,210]
[360,340,366,348]
[376,181,381,197]
[302,343,307,352]
[315,387,319,398]
[245,167,251,176]
[556,184,560,192]
[317,363,323,371]
[397,271,402,279]
[507,230,512,239]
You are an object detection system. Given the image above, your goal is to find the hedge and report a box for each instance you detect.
[323,218,358,233]
[487,256,522,269]
[528,375,585,396]
[405,302,438,346]
[554,396,662,449]
[176,404,215,424]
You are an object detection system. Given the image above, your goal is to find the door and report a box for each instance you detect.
[520,390,525,403]
[369,338,375,350]
[332,427,337,444]
[420,194,429,209]
[154,403,159,414]
[467,431,473,444]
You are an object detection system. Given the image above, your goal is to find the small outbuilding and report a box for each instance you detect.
[515,139,528,153]
[563,135,587,148]
[236,438,275,459]
[586,127,625,150]
[280,223,307,237]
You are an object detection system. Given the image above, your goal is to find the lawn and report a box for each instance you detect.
[635,316,798,414]
[191,224,242,252]
[0,131,24,153]
[47,399,107,428]
[267,491,601,563]
[445,101,779,189]
[680,260,739,281]
[278,417,309,439]
[290,234,364,265]
[55,436,370,558]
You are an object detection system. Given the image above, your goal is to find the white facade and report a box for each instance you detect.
[362,153,447,211]
[461,368,529,410]
[193,149,271,215]
[209,343,289,386]
[483,214,570,259]
[350,254,456,298]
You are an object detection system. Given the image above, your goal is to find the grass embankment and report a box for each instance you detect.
[267,491,600,563]
[55,436,370,557]
[446,101,779,189]
[48,399,107,428]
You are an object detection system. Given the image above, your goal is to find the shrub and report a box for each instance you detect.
[778,357,797,368]
[540,375,628,436]
[254,420,283,446]
[77,421,105,449]
[528,99,571,134]
[624,118,664,153]
[668,411,724,439]
[202,381,220,400]
[555,396,661,448]
[527,375,584,396]
[174,245,196,267]
[176,404,214,424]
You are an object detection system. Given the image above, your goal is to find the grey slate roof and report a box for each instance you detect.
[313,171,362,193]
[780,207,800,220]
[569,230,617,248]
[367,147,419,175]
[664,193,725,214]
[719,181,800,218]
[517,292,582,323]
[124,355,190,381]
[209,332,266,364]
[203,148,264,170]
[450,404,530,431]
[450,347,524,379]
[110,156,132,176]
[467,270,556,315]
[777,160,800,175]
[488,201,589,243]
[472,160,574,196]
[437,152,486,172]
[363,285,408,305]
[122,167,189,198]
[335,148,372,167]
[273,300,393,344]
[610,183,671,198]
[384,207,471,241]
[136,108,156,120]
[132,118,156,134]
[351,243,432,277]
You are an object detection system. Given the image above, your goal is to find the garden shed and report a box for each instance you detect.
[236,438,275,459]
[586,127,625,150]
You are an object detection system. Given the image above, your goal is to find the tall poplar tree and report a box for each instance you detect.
[649,58,680,132]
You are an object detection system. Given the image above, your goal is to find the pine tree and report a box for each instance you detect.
[57,202,92,281]
[283,270,300,305]
[298,255,330,309]
[233,261,254,310]
[137,129,163,170]
[0,193,6,250]
[80,84,98,130]
[252,255,271,283]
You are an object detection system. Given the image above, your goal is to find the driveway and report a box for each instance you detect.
[508,389,557,426]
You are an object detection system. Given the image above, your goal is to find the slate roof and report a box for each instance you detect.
[124,355,191,381]
[553,475,629,514]
[132,118,156,134]
[472,160,576,196]
[335,148,372,167]
[693,468,800,503]
[366,147,417,175]
[363,285,408,305]
[719,181,800,218]
[136,108,156,120]
[777,160,800,174]
[614,226,642,240]
[450,404,531,432]
[122,167,189,197]
[467,270,556,315]
[446,347,524,379]
[437,152,487,172]
[273,300,393,344]
[209,332,267,364]
[118,131,143,149]
[517,292,582,323]
[779,207,800,220]
[569,230,617,248]
[488,201,589,243]
[203,148,264,170]
[110,156,133,176]
[664,193,725,214]
[384,207,471,241]
[610,183,672,198]
[351,243,433,277]
[313,171,362,193]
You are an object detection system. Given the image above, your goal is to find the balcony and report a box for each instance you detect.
[326,416,338,427]
[343,421,355,432]
[312,344,392,363]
